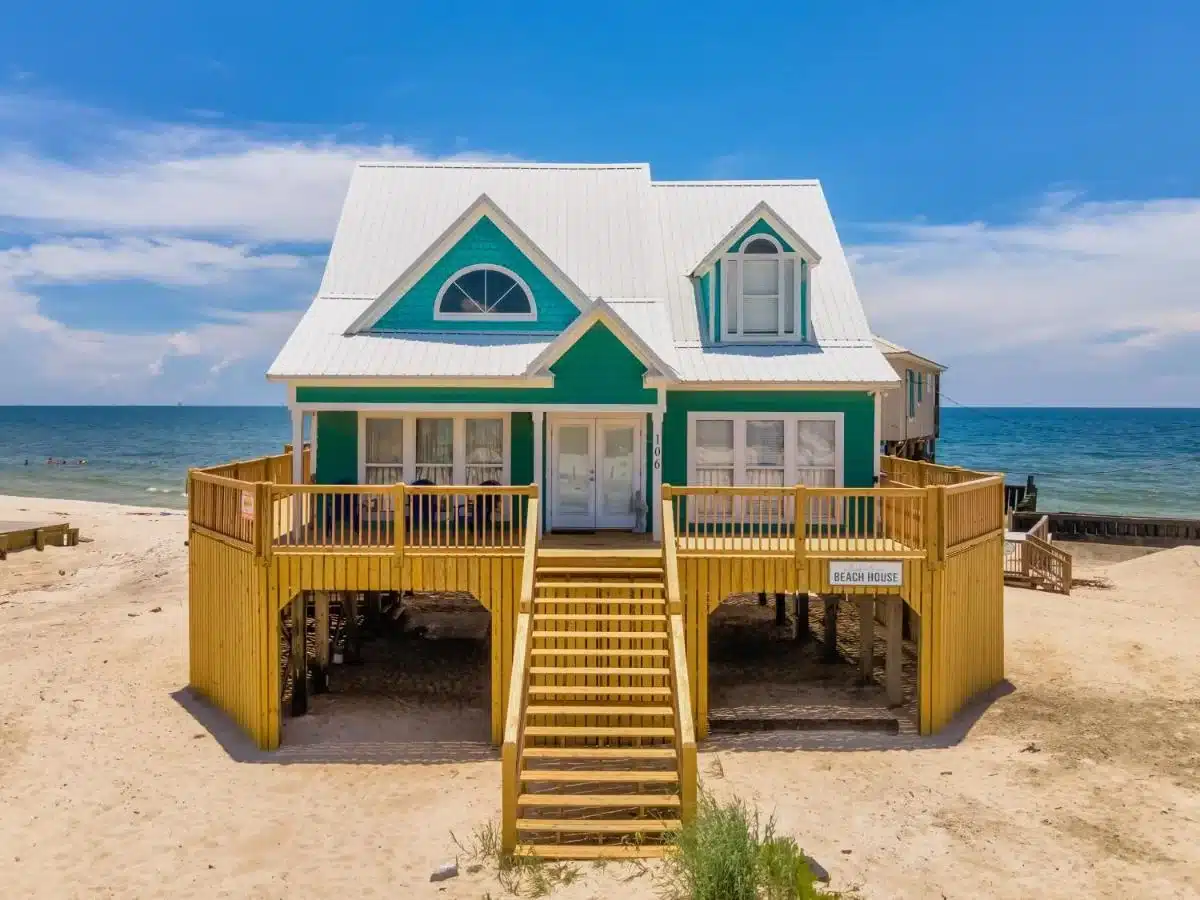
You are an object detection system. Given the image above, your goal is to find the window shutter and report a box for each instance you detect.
[723,257,739,336]
[783,258,796,335]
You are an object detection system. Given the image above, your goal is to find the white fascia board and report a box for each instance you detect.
[689,200,823,276]
[274,375,556,388]
[343,193,593,335]
[652,379,900,392]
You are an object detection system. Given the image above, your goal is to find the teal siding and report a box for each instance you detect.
[511,411,534,485]
[315,411,358,484]
[726,217,794,253]
[713,259,722,339]
[371,216,581,333]
[696,272,711,342]
[662,391,876,489]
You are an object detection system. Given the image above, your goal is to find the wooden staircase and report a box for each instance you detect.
[502,517,696,860]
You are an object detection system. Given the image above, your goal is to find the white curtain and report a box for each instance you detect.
[465,418,504,485]
[695,419,734,517]
[415,418,453,484]
[365,419,404,485]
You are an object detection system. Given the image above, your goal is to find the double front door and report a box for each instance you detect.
[550,417,643,530]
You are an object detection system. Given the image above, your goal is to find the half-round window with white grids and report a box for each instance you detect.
[434,265,536,320]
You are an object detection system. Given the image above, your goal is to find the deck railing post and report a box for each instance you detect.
[254,482,272,560]
[794,485,806,566]
[393,483,406,559]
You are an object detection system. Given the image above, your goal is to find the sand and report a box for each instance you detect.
[1,494,1197,899]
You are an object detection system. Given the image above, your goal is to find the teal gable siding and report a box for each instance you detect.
[371,216,581,333]
[725,217,794,253]
[662,391,876,490]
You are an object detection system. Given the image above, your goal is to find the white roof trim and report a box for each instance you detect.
[689,200,823,276]
[873,336,946,372]
[344,193,594,334]
[524,298,677,379]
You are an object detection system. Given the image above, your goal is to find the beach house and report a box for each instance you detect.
[875,336,946,462]
[187,162,1006,859]
[268,163,902,537]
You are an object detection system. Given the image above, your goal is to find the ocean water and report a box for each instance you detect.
[1,406,1198,518]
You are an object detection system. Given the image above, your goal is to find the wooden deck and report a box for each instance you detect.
[0,520,79,560]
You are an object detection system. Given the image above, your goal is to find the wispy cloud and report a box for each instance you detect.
[851,196,1200,404]
[0,91,511,403]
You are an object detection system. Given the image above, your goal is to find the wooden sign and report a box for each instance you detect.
[241,490,255,521]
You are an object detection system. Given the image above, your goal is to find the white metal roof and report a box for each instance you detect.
[273,163,894,386]
[873,335,947,372]
[268,297,550,379]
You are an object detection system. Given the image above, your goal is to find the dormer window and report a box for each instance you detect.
[435,265,536,321]
[721,234,802,341]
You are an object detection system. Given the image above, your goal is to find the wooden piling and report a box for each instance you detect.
[822,596,840,663]
[857,597,875,683]
[290,593,308,716]
[794,593,810,642]
[885,597,904,706]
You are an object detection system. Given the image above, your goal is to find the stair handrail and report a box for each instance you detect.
[662,498,698,827]
[1025,531,1072,595]
[501,496,539,854]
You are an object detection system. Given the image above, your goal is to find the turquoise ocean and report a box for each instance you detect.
[0,406,1198,518]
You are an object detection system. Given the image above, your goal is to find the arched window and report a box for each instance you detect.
[722,233,799,340]
[435,265,536,321]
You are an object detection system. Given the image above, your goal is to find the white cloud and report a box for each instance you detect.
[0,92,516,402]
[851,197,1200,404]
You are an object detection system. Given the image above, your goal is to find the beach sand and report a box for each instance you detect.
[1,494,1197,899]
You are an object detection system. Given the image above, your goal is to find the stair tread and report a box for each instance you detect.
[519,793,681,808]
[534,597,666,606]
[522,747,676,759]
[524,725,675,738]
[526,704,674,717]
[531,649,669,659]
[534,613,667,622]
[533,630,667,640]
[516,817,679,831]
[515,844,668,859]
[536,566,664,575]
[537,581,664,591]
[527,685,672,697]
[529,667,670,677]
[521,770,678,784]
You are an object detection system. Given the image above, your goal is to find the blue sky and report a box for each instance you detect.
[1,1,1196,405]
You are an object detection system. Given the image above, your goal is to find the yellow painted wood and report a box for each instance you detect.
[516,844,670,860]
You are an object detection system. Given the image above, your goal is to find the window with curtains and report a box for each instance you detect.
[689,414,842,517]
[362,414,508,485]
[415,418,454,484]
[465,418,504,485]
[721,234,802,341]
[364,419,404,485]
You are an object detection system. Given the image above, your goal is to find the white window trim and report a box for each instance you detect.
[719,234,806,343]
[686,412,844,521]
[433,264,538,322]
[358,412,512,485]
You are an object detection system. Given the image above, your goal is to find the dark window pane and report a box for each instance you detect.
[743,237,778,254]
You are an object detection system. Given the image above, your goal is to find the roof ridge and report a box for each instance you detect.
[653,179,821,187]
[356,161,650,170]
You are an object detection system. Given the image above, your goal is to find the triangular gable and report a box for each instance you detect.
[525,298,676,379]
[345,193,593,335]
[689,200,822,276]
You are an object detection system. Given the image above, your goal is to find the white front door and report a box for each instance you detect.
[550,417,642,530]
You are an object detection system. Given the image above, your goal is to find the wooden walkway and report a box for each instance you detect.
[0,520,79,560]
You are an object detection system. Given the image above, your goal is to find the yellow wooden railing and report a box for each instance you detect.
[881,455,995,488]
[257,483,537,552]
[501,498,540,854]
[663,484,930,559]
[662,500,697,827]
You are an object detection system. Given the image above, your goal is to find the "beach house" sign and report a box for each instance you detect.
[828,560,903,587]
